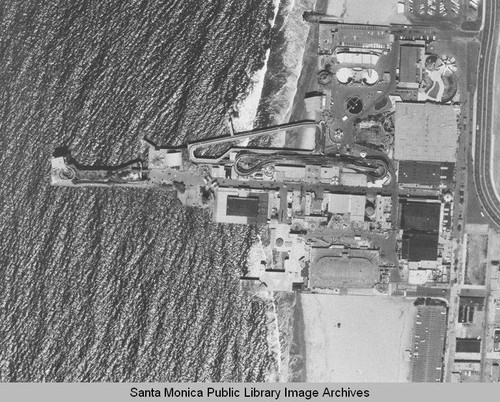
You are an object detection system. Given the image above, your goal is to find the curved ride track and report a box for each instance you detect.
[187,120,320,164]
[233,152,388,180]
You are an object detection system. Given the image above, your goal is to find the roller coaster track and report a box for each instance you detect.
[187,120,321,164]
[233,151,388,180]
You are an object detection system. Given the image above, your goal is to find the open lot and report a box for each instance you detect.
[327,0,410,25]
[465,234,488,285]
[301,293,416,382]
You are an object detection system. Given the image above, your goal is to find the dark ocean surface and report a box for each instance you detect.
[0,0,278,381]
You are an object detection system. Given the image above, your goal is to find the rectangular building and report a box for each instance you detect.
[456,338,482,354]
[326,193,366,222]
[400,201,441,232]
[398,161,454,187]
[394,102,458,163]
[402,232,439,262]
[215,189,269,224]
[335,24,392,52]
[274,166,305,182]
[340,171,367,187]
[399,45,422,84]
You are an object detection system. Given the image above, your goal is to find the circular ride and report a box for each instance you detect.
[345,96,363,115]
[318,70,333,85]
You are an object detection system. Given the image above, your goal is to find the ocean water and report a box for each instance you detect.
[235,0,315,151]
[255,0,316,128]
[232,0,281,133]
[0,0,280,381]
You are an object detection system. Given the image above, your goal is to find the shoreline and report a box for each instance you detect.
[232,0,281,132]
[290,292,307,382]
[286,0,327,147]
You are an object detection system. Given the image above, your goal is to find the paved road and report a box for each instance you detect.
[474,0,500,228]
[472,1,500,380]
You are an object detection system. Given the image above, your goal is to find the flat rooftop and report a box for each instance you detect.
[326,193,366,222]
[400,201,441,232]
[402,232,439,262]
[214,189,269,224]
[394,102,458,163]
[456,338,482,353]
[310,255,378,289]
[399,45,421,83]
[398,161,454,187]
[226,196,259,218]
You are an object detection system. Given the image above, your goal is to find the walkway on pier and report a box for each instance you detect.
[187,120,321,164]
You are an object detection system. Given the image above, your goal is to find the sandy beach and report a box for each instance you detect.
[326,0,410,25]
[289,293,307,382]
[300,294,416,382]
[286,0,327,149]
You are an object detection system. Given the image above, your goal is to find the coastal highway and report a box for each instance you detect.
[473,0,500,228]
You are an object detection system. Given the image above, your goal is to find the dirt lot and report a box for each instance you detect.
[465,234,488,285]
[301,293,416,382]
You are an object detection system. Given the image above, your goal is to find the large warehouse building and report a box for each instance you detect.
[215,189,269,224]
[399,200,442,262]
[394,102,458,163]
[398,161,454,188]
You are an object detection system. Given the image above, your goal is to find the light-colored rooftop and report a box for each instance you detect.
[311,256,376,289]
[326,193,366,221]
[336,52,380,65]
[148,148,183,168]
[394,102,458,162]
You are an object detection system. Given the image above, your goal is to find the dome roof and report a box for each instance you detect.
[336,68,353,84]
[362,69,379,85]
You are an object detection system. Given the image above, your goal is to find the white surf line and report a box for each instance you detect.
[281,0,314,124]
[233,0,281,135]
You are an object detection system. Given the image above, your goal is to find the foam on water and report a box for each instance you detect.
[230,0,316,150]
[277,0,316,123]
[253,0,316,147]
[232,0,281,137]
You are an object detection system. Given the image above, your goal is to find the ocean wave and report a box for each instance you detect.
[0,0,278,382]
[257,0,316,129]
[232,0,281,136]
[233,0,316,149]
